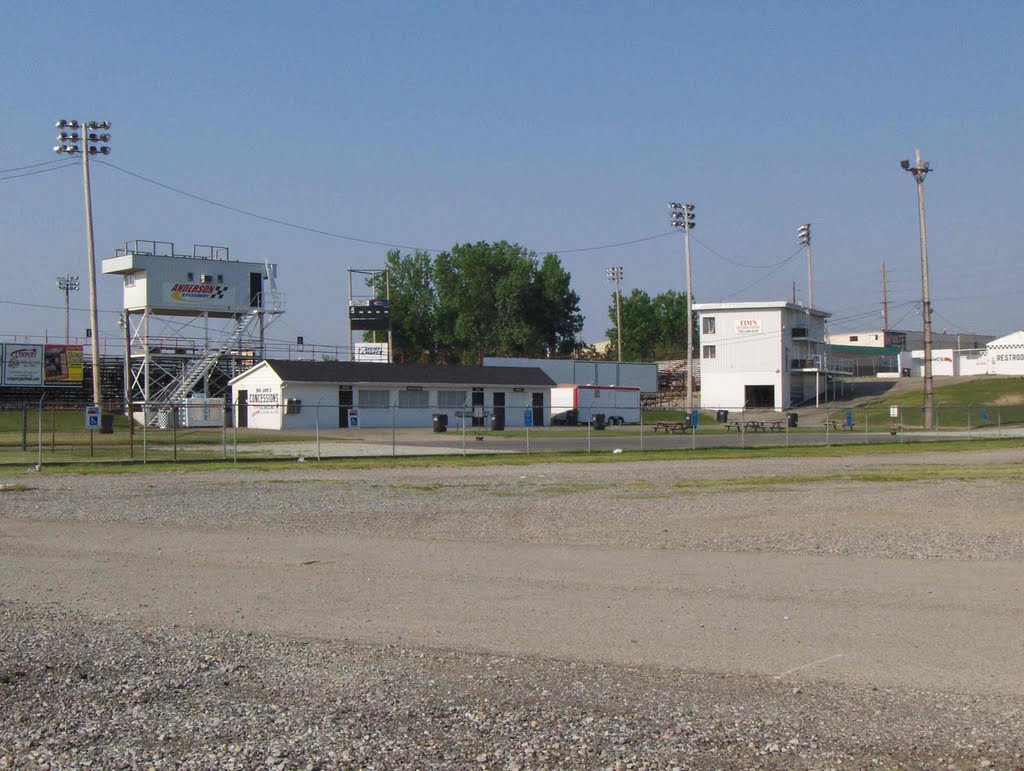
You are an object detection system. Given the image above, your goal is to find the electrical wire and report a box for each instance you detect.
[97,160,680,257]
[690,234,802,269]
[0,162,77,181]
[716,246,805,300]
[0,159,66,174]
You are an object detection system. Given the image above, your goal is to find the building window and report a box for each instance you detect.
[702,316,716,335]
[438,390,467,408]
[702,345,716,359]
[792,326,808,338]
[124,275,136,288]
[285,399,302,415]
[850,335,859,342]
[358,389,390,408]
[186,272,194,282]
[398,390,429,408]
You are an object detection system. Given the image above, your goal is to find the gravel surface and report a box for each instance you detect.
[2,600,1022,770]
[2,447,1024,769]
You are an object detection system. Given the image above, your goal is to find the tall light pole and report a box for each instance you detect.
[901,149,934,430]
[606,266,623,361]
[54,120,111,407]
[797,223,813,307]
[669,202,696,412]
[55,274,80,343]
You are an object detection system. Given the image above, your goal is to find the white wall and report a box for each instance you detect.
[484,357,658,393]
[909,349,957,376]
[230,372,550,429]
[988,347,1024,375]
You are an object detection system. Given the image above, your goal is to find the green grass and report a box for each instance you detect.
[848,376,1024,429]
[3,436,1022,477]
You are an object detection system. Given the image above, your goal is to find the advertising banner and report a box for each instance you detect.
[2,344,44,386]
[44,345,84,384]
[734,319,761,335]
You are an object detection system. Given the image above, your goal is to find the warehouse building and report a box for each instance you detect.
[228,360,555,430]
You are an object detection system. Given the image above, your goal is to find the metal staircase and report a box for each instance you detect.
[147,310,260,427]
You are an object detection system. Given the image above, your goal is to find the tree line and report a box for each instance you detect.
[374,241,693,363]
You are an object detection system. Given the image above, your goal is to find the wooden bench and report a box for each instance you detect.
[652,421,688,433]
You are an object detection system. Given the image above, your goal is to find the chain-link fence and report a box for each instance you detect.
[2,398,1022,467]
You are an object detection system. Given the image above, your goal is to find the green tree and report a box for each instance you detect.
[365,249,437,363]
[432,241,582,363]
[607,289,693,361]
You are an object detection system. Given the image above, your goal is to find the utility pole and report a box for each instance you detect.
[606,267,623,361]
[54,120,111,407]
[901,149,934,429]
[881,262,889,331]
[797,224,813,308]
[669,202,696,412]
[56,274,80,343]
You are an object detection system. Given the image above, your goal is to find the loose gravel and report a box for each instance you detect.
[2,447,1024,768]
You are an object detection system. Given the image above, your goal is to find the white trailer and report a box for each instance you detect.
[549,384,641,425]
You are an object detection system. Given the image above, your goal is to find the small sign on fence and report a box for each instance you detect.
[85,406,101,430]
[523,409,534,428]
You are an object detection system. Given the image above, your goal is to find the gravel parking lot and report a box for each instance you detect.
[2,446,1023,769]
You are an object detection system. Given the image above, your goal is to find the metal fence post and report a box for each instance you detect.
[639,408,643,452]
[461,404,467,458]
[391,399,397,458]
[232,398,238,462]
[967,402,973,441]
[587,407,592,454]
[142,405,148,463]
[221,399,228,459]
[172,405,178,461]
[864,406,870,444]
[22,405,28,452]
[36,394,45,469]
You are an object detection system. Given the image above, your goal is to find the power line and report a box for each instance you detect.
[98,160,679,257]
[718,246,805,300]
[0,159,66,174]
[0,161,77,181]
[690,234,800,269]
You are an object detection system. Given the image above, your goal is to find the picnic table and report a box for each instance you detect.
[652,421,688,433]
[827,418,857,431]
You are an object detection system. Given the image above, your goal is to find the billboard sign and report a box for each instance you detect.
[734,319,761,335]
[354,342,389,362]
[44,345,84,384]
[3,344,44,386]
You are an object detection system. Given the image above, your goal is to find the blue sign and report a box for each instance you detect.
[85,406,101,430]
[845,410,854,427]
[690,409,699,428]
[523,409,534,427]
[981,408,989,424]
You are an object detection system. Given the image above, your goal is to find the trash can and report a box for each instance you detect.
[593,413,606,430]
[566,409,578,426]
[432,414,447,433]
[787,412,798,428]
[489,411,505,431]
[683,413,693,430]
[716,409,729,423]
[901,368,911,377]
[99,414,114,434]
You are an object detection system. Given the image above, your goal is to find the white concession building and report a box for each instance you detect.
[694,301,852,411]
[228,360,555,430]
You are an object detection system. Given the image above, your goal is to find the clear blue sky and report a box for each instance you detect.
[3,1,1022,351]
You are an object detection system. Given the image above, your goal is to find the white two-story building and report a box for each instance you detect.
[694,301,852,411]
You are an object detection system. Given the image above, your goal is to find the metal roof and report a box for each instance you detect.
[255,359,557,387]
